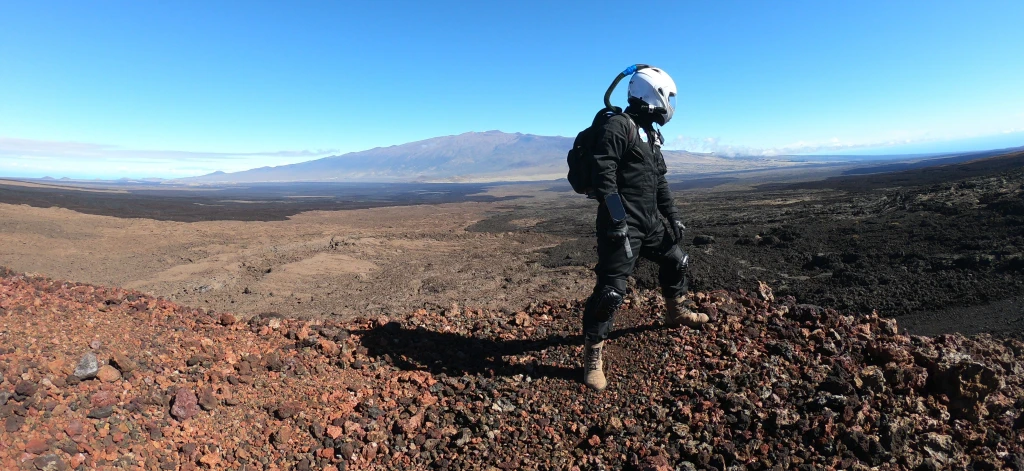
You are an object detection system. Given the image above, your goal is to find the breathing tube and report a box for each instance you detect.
[603,64,648,112]
[603,63,667,116]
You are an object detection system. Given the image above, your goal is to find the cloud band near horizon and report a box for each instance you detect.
[0,137,339,179]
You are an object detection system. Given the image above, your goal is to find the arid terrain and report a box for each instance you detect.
[2,151,1023,338]
[1,150,1023,470]
[0,182,585,321]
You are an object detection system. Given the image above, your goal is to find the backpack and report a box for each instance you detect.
[566,108,638,196]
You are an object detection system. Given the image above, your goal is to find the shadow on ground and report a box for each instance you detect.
[354,321,660,381]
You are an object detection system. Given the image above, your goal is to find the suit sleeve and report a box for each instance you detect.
[591,117,632,200]
[655,147,679,220]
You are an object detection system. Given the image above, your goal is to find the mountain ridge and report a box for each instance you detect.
[173,130,715,184]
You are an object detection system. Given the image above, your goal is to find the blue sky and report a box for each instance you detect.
[1,1,1023,179]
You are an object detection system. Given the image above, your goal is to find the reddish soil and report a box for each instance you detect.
[1,269,1022,470]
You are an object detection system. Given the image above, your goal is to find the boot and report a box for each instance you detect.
[665,296,709,328]
[583,339,607,391]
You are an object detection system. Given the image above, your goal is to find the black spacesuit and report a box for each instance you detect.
[582,106,690,345]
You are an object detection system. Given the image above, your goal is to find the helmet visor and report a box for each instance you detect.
[668,94,677,112]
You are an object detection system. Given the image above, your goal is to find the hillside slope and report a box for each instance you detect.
[172,131,736,184]
[1,269,1021,470]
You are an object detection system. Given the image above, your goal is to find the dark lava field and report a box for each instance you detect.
[477,150,1024,339]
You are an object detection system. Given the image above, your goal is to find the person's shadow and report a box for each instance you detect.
[354,320,660,381]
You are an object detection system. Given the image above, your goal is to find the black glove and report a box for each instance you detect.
[607,220,629,241]
[667,217,686,243]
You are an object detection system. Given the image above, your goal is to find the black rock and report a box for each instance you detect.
[14,380,37,399]
[337,442,355,460]
[87,406,114,419]
[32,454,67,471]
[693,234,716,245]
[5,415,25,432]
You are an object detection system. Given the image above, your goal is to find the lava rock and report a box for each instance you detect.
[170,388,199,421]
[692,234,716,245]
[109,351,137,373]
[96,365,121,382]
[198,387,218,411]
[14,380,37,399]
[73,352,99,380]
[87,406,113,419]
[32,454,67,471]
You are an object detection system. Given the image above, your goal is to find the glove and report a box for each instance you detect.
[607,220,629,241]
[667,217,686,243]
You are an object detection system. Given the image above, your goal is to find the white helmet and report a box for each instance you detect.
[627,67,677,125]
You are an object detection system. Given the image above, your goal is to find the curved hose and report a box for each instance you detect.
[603,64,650,112]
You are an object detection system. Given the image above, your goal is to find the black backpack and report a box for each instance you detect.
[566,108,637,196]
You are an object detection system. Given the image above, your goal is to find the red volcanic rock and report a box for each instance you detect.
[96,365,121,382]
[25,437,49,454]
[219,312,238,325]
[109,351,137,373]
[171,388,199,421]
[0,268,1021,470]
[274,401,300,420]
[90,390,119,408]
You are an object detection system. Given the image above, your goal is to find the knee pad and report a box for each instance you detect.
[668,245,689,271]
[589,286,624,322]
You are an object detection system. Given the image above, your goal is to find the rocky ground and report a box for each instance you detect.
[2,151,1023,470]
[2,152,1022,341]
[2,267,1022,470]
[534,150,1024,339]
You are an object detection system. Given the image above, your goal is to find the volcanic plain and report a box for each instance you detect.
[0,150,1022,470]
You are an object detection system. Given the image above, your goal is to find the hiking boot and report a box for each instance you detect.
[583,339,607,391]
[665,297,709,328]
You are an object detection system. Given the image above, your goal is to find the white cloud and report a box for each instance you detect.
[0,137,338,179]
[0,137,336,160]
[664,132,977,157]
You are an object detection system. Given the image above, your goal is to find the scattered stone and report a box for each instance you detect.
[32,454,67,471]
[265,352,283,371]
[89,339,101,350]
[90,390,119,408]
[109,351,137,373]
[275,402,300,420]
[318,339,340,356]
[46,359,67,376]
[219,313,238,325]
[199,452,222,468]
[26,437,49,454]
[171,388,199,421]
[87,406,113,419]
[5,415,25,432]
[73,352,99,380]
[198,387,218,411]
[64,420,84,437]
[693,234,716,245]
[14,380,37,398]
[96,365,121,382]
[272,426,292,446]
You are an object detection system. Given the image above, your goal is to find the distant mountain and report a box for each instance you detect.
[173,130,716,184]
